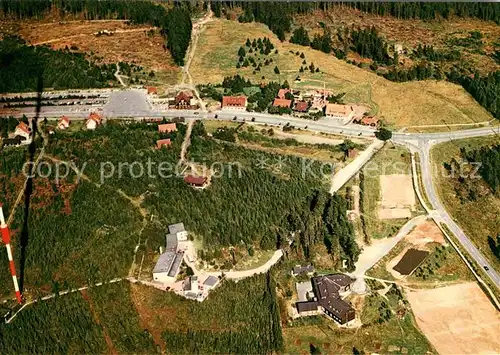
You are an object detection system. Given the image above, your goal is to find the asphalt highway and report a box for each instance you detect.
[4,92,500,289]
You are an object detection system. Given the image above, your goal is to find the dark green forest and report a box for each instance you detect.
[462,144,500,194]
[0,36,116,92]
[0,274,282,354]
[345,2,500,23]
[0,0,192,67]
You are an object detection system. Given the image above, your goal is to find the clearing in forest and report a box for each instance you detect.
[17,20,180,85]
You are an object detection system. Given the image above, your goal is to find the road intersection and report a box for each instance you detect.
[4,89,500,290]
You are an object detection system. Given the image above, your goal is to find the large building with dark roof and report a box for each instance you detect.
[296,274,356,324]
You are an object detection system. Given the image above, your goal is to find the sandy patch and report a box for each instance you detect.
[405,220,446,246]
[380,174,415,208]
[406,282,500,355]
[378,208,411,220]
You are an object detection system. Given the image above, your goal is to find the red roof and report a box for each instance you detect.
[146,86,157,95]
[222,96,247,108]
[175,91,193,104]
[361,116,379,126]
[156,139,171,149]
[277,88,290,99]
[60,116,69,123]
[88,112,102,123]
[158,123,177,133]
[184,174,207,186]
[16,122,30,134]
[273,98,292,108]
[294,101,309,112]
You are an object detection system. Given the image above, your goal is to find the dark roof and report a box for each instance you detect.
[296,301,318,313]
[293,264,315,275]
[203,275,219,287]
[167,252,183,277]
[166,233,178,251]
[169,223,185,235]
[175,91,193,103]
[311,274,355,319]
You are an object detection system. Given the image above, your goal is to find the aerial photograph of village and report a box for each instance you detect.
[0,1,499,354]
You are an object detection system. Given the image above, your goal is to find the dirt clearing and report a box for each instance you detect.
[378,174,415,219]
[17,20,180,85]
[406,282,500,355]
[405,220,446,246]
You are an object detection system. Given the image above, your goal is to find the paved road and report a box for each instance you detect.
[330,140,383,194]
[400,139,500,288]
[4,90,499,289]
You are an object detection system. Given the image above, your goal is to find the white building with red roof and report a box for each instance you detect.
[86,112,102,130]
[221,96,247,111]
[14,121,31,140]
[57,116,70,130]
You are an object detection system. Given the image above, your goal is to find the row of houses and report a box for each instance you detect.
[219,89,379,126]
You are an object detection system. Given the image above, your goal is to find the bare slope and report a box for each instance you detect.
[191,19,493,128]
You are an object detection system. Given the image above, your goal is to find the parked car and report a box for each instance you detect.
[484,266,490,271]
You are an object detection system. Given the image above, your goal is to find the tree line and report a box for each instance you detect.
[0,0,192,66]
[344,2,500,23]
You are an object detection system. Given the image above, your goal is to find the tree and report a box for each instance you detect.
[375,128,392,141]
[274,66,280,74]
[238,47,246,57]
[290,26,310,46]
[245,38,251,47]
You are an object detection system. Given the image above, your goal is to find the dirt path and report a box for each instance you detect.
[179,11,212,111]
[81,289,118,355]
[330,139,383,194]
[114,63,127,87]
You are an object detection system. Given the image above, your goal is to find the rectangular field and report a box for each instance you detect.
[406,282,500,355]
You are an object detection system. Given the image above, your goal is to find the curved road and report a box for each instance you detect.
[6,91,500,289]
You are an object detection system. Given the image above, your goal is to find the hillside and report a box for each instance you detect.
[191,19,493,128]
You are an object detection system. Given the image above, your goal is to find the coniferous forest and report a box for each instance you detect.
[0,36,117,92]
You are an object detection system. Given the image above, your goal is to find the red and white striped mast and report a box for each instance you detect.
[0,204,22,304]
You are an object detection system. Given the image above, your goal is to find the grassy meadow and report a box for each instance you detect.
[191,19,493,128]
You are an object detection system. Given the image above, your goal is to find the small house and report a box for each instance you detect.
[175,91,194,109]
[359,116,379,127]
[58,116,70,130]
[272,98,292,108]
[184,174,208,188]
[156,139,171,149]
[292,264,315,277]
[203,276,219,290]
[14,122,31,140]
[158,123,177,133]
[325,104,354,122]
[293,101,309,113]
[86,112,102,130]
[277,88,291,99]
[146,86,158,95]
[221,96,247,111]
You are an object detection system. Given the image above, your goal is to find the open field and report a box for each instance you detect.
[191,19,493,128]
[360,144,418,240]
[406,282,500,355]
[15,20,180,86]
[431,136,500,271]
